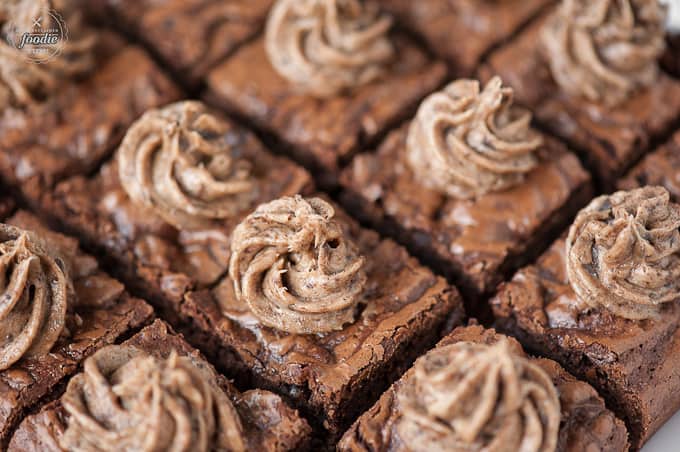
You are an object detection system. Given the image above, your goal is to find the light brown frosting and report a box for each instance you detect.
[229,195,367,334]
[407,76,542,199]
[396,341,560,452]
[265,0,394,97]
[60,345,246,452]
[0,0,97,109]
[566,186,680,320]
[118,101,259,229]
[0,224,68,371]
[541,0,666,106]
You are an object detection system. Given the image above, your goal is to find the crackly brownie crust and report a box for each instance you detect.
[0,31,181,208]
[618,130,680,201]
[378,0,550,74]
[479,11,680,190]
[89,0,273,87]
[41,115,313,323]
[0,211,152,448]
[338,325,629,452]
[204,34,447,185]
[339,124,592,305]
[179,198,464,441]
[490,237,680,449]
[8,320,312,451]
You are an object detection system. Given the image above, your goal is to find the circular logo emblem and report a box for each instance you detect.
[3,9,68,64]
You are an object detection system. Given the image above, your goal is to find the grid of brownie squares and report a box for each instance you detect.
[480,5,680,189]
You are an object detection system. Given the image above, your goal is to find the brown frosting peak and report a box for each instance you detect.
[265,0,394,97]
[229,195,366,334]
[118,101,259,229]
[541,0,666,106]
[396,341,560,452]
[0,0,97,109]
[60,346,246,452]
[407,77,542,199]
[0,224,68,371]
[566,186,680,320]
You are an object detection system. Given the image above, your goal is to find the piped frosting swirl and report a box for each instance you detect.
[0,0,97,109]
[118,101,258,229]
[566,186,680,320]
[396,340,560,452]
[0,224,68,371]
[229,195,366,334]
[407,77,542,199]
[60,345,246,452]
[541,0,666,106]
[265,0,394,97]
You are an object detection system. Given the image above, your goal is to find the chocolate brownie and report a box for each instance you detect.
[339,324,629,452]
[0,2,181,209]
[0,210,152,447]
[204,0,447,186]
[8,319,312,452]
[480,0,680,189]
[339,78,592,307]
[0,195,14,221]
[618,129,680,201]
[378,0,550,74]
[42,101,313,323]
[490,186,680,449]
[179,195,464,443]
[89,0,273,87]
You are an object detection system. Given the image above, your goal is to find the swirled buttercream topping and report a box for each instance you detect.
[265,0,394,97]
[118,101,258,229]
[0,224,68,371]
[396,340,560,452]
[407,77,542,199]
[229,195,367,334]
[60,345,246,452]
[541,0,666,106]
[566,186,680,319]
[0,0,97,109]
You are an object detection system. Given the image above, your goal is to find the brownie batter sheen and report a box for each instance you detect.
[59,345,246,452]
[0,0,96,109]
[566,186,680,319]
[229,196,367,333]
[541,0,666,106]
[406,77,542,199]
[118,101,259,230]
[0,224,68,370]
[265,0,394,97]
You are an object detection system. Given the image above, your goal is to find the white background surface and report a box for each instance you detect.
[642,410,680,451]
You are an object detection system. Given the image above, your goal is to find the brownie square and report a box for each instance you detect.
[618,130,680,201]
[8,319,312,451]
[0,211,153,447]
[480,11,680,189]
[490,234,680,449]
[378,0,550,74]
[42,107,313,323]
[339,124,592,304]
[0,32,181,208]
[179,195,464,442]
[338,324,629,451]
[204,33,447,186]
[90,0,273,87]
